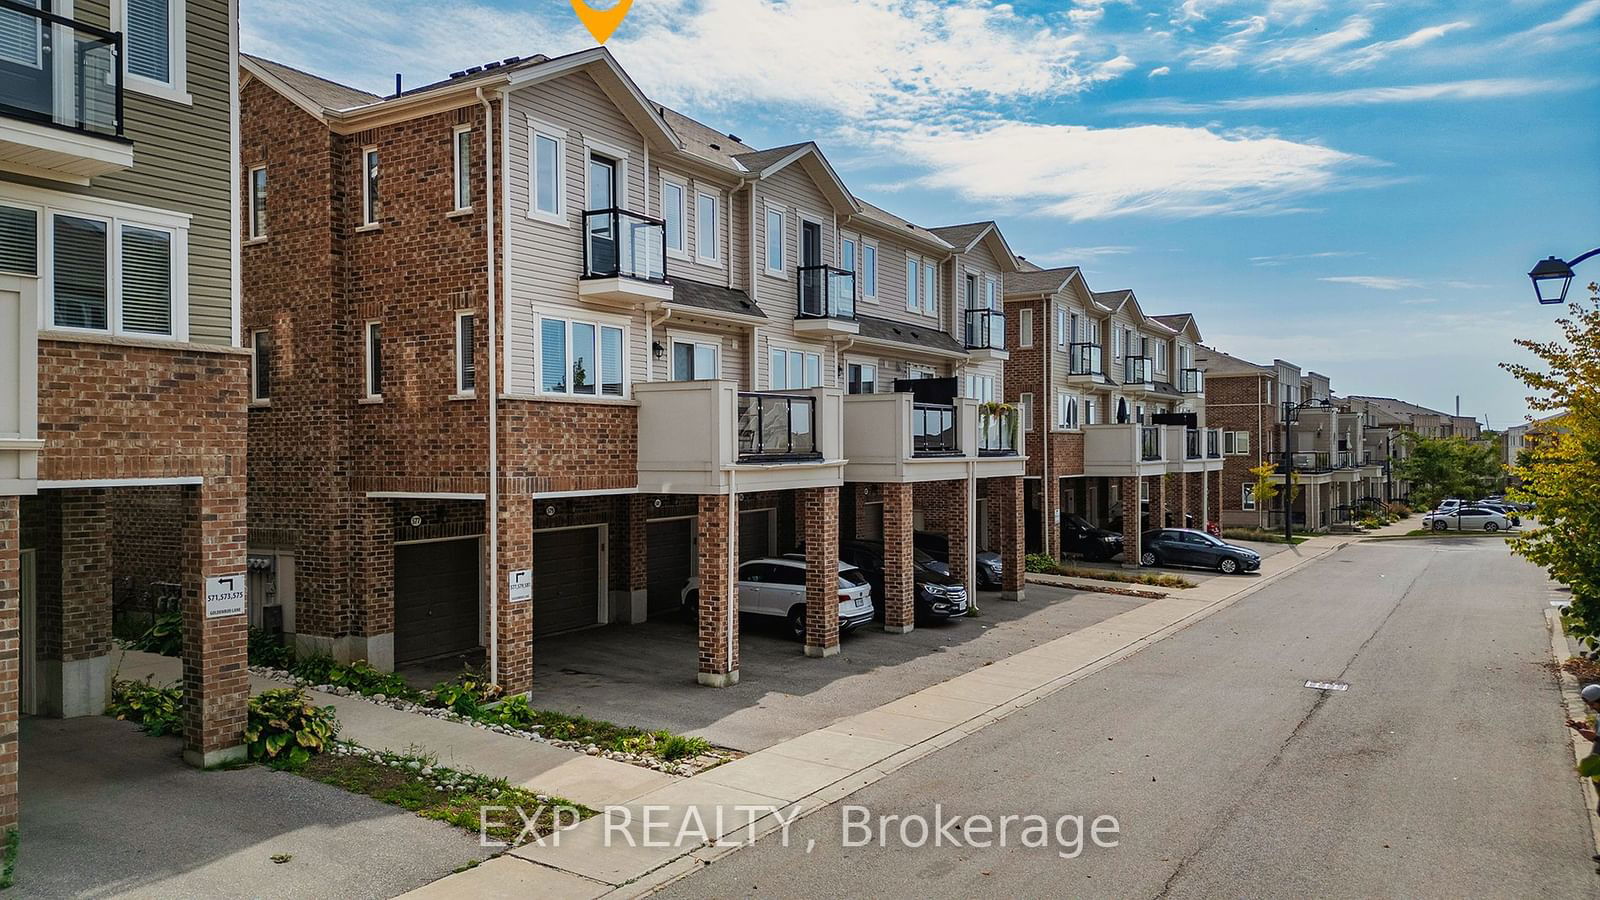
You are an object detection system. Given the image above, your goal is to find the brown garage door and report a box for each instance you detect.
[533,527,601,637]
[394,539,481,665]
[739,509,772,562]
[647,518,693,617]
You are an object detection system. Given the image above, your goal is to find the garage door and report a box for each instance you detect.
[533,527,602,637]
[739,509,773,562]
[647,518,694,617]
[395,539,481,665]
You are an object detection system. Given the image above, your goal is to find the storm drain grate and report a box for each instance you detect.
[1304,680,1350,692]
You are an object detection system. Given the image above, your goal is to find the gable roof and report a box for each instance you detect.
[853,314,967,356]
[670,279,765,321]
[1004,266,1081,297]
[1092,289,1133,314]
[657,105,754,172]
[928,221,1020,273]
[731,142,858,213]
[845,200,952,252]
[241,54,383,118]
[1195,345,1273,376]
[1151,313,1202,342]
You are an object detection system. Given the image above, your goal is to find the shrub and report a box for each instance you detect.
[290,653,336,684]
[330,661,420,700]
[249,628,295,670]
[617,731,712,762]
[1024,553,1058,574]
[127,610,183,657]
[428,670,501,717]
[246,688,339,770]
[106,678,184,736]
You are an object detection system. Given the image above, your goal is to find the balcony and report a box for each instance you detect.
[1083,422,1169,477]
[1332,449,1360,482]
[0,1,132,182]
[577,208,673,308]
[1285,451,1333,476]
[1123,355,1153,391]
[842,394,1023,482]
[963,309,1007,362]
[636,380,845,495]
[0,273,42,494]
[1167,425,1225,474]
[1180,368,1205,394]
[1068,343,1103,383]
[794,265,858,336]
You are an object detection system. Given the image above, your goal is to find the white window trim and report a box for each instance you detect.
[364,320,382,400]
[247,165,267,240]
[113,0,191,105]
[839,230,858,278]
[763,204,786,277]
[1019,307,1034,349]
[0,200,42,277]
[582,137,632,213]
[846,357,878,395]
[766,341,823,391]
[451,125,473,213]
[1020,392,1034,432]
[360,146,380,228]
[42,206,190,342]
[860,239,879,302]
[536,312,632,399]
[250,328,270,404]
[667,331,722,382]
[527,120,568,227]
[905,255,920,313]
[454,310,476,397]
[694,186,722,267]
[1055,305,1066,348]
[659,173,688,259]
[921,259,938,316]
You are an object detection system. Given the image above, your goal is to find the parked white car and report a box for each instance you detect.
[681,557,876,640]
[1423,506,1512,533]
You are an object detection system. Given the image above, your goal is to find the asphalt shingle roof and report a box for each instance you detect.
[928,222,993,252]
[243,54,382,111]
[670,279,766,319]
[1005,267,1079,296]
[855,314,966,354]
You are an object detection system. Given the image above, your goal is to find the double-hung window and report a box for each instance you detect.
[452,127,472,212]
[1242,484,1256,510]
[1085,398,1098,425]
[118,0,186,100]
[861,242,878,300]
[965,374,995,403]
[769,347,821,390]
[1020,393,1034,431]
[847,362,876,395]
[1018,308,1033,348]
[455,312,476,395]
[695,190,720,265]
[922,262,937,315]
[841,235,857,276]
[251,329,271,402]
[0,204,37,276]
[530,126,565,222]
[364,321,382,399]
[764,207,784,275]
[661,177,686,256]
[248,166,267,239]
[1055,306,1066,347]
[671,338,719,382]
[540,316,627,397]
[1057,392,1079,430]
[361,148,380,227]
[34,203,187,340]
[1113,326,1124,359]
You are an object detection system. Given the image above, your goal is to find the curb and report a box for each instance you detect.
[1544,608,1600,859]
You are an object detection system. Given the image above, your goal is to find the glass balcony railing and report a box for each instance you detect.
[1180,368,1205,394]
[737,393,819,461]
[1290,451,1332,472]
[583,208,666,282]
[1140,425,1162,461]
[978,406,1018,456]
[912,403,959,457]
[964,309,1005,351]
[1070,343,1103,376]
[1125,356,1152,386]
[797,266,855,320]
[0,1,123,139]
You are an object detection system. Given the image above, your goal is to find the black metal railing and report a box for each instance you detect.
[964,309,1005,351]
[582,208,666,283]
[912,403,959,457]
[1125,355,1152,386]
[737,393,820,461]
[1335,450,1354,469]
[1291,450,1332,472]
[978,406,1018,456]
[0,0,122,139]
[1185,429,1201,460]
[1206,429,1221,459]
[797,265,855,319]
[1180,368,1205,394]
[1069,342,1102,376]
[1140,425,1162,461]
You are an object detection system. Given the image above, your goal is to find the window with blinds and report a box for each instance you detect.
[52,215,109,330]
[456,313,476,394]
[127,0,172,84]
[252,329,271,401]
[0,204,37,275]
[248,167,267,238]
[0,0,42,69]
[120,225,171,335]
[365,322,382,397]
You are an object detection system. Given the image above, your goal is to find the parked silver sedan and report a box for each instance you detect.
[1423,506,1513,533]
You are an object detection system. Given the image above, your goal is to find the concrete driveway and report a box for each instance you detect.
[530,583,1151,752]
[18,717,491,899]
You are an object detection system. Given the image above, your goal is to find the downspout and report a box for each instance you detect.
[1041,293,1052,559]
[478,86,501,687]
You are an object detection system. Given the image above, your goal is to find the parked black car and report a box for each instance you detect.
[838,540,970,621]
[1140,528,1261,575]
[1061,513,1124,561]
[913,531,1002,589]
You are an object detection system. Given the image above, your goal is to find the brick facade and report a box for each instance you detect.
[0,497,18,829]
[696,494,737,686]
[1203,372,1276,528]
[880,482,914,632]
[990,476,1025,598]
[799,487,841,657]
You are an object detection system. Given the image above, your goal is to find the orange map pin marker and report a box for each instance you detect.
[570,0,634,44]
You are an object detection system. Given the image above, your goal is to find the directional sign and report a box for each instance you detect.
[508,569,533,603]
[205,574,247,619]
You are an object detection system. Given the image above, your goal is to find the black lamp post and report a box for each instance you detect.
[1281,397,1335,543]
[1528,249,1600,305]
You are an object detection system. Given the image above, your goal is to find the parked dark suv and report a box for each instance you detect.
[838,539,970,622]
[1060,513,1124,561]
[913,531,1002,589]
[1140,528,1261,574]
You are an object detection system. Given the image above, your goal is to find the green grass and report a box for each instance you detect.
[1042,565,1196,589]
[1221,528,1310,545]
[0,828,17,890]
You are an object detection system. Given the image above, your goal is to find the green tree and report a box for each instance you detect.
[1501,283,1600,652]
[1250,461,1299,527]
[1392,435,1504,510]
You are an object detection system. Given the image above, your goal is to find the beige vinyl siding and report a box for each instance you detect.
[3,0,235,345]
[650,166,737,289]
[660,319,749,390]
[503,70,653,396]
[844,352,951,393]
[954,240,1003,338]
[857,231,943,330]
[749,167,834,390]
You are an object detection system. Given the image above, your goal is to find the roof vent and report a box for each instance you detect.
[503,56,522,65]
[450,70,468,79]
[465,66,483,75]
[727,133,741,142]
[709,142,721,150]
[484,61,502,70]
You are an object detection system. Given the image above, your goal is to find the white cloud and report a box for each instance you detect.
[1333,21,1472,73]
[1117,77,1586,113]
[1048,245,1137,260]
[1185,15,1267,70]
[1514,0,1600,44]
[892,120,1368,220]
[1259,15,1373,67]
[1400,297,1441,305]
[1249,250,1363,266]
[1148,65,1172,77]
[1093,54,1138,80]
[1320,276,1424,290]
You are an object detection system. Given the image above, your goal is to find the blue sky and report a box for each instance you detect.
[242,0,1600,429]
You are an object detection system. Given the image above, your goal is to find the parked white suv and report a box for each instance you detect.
[681,557,876,640]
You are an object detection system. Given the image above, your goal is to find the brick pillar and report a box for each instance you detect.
[881,482,914,633]
[496,490,534,694]
[0,497,19,829]
[1213,467,1225,530]
[44,489,111,718]
[1149,474,1168,529]
[946,480,972,592]
[348,495,394,670]
[853,485,875,539]
[696,494,738,686]
[994,476,1025,600]
[800,487,841,658]
[623,495,649,624]
[180,479,249,768]
[1120,476,1143,568]
[1175,472,1192,528]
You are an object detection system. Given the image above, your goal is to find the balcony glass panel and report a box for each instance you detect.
[1140,425,1162,461]
[1070,343,1102,376]
[1180,368,1205,393]
[738,393,819,460]
[0,2,122,138]
[1125,356,1152,385]
[583,208,666,282]
[964,309,1005,351]
[912,403,958,456]
[797,265,855,319]
[978,406,1017,456]
[1185,429,1201,460]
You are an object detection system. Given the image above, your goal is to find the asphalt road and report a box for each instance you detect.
[658,537,1597,899]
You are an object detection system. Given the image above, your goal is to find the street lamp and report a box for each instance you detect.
[1281,397,1335,543]
[1528,249,1600,305]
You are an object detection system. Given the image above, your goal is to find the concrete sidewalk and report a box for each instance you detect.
[401,531,1357,899]
[113,650,678,810]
